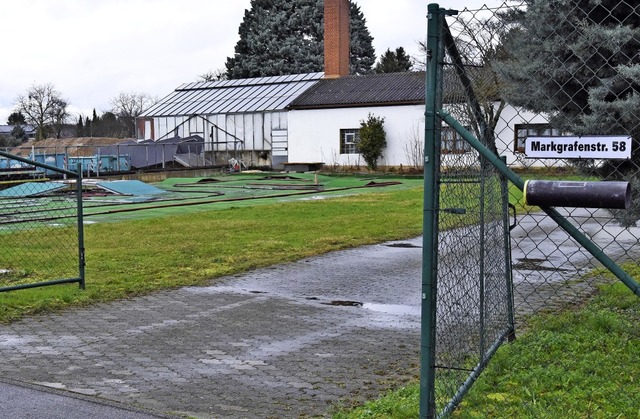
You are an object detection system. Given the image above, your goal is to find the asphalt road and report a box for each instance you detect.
[0,378,166,419]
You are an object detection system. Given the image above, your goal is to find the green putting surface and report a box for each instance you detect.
[1,173,423,225]
[95,180,167,196]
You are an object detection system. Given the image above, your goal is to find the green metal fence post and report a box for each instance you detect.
[421,4,443,417]
[76,162,86,290]
[501,156,516,341]
[478,159,488,358]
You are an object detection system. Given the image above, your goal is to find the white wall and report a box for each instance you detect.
[288,104,426,167]
[146,103,559,169]
[492,104,564,168]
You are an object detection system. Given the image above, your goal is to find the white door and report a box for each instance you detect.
[272,129,288,157]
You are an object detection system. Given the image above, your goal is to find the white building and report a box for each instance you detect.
[136,0,555,171]
[137,69,556,171]
[286,70,556,170]
[287,71,426,168]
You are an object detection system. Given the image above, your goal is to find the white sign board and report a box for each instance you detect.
[525,136,631,159]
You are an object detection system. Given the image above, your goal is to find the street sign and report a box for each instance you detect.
[525,136,632,159]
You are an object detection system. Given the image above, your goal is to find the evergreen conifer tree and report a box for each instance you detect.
[348,2,375,75]
[500,0,640,164]
[85,116,92,137]
[374,47,413,73]
[9,125,27,143]
[500,0,640,224]
[7,111,26,125]
[76,115,85,137]
[91,109,103,137]
[226,0,375,78]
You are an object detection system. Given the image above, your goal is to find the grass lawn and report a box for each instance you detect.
[332,278,640,418]
[0,176,425,322]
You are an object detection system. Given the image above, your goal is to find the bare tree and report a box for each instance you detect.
[15,83,69,140]
[444,15,508,154]
[403,123,424,170]
[414,40,427,71]
[110,92,156,138]
[419,15,509,154]
[198,68,228,82]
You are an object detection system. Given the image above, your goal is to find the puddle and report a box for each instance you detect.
[319,300,420,316]
[385,243,421,248]
[363,303,421,316]
[321,300,363,307]
[513,257,570,272]
[296,195,341,201]
[0,335,36,346]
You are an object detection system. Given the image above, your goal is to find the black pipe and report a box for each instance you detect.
[524,180,630,209]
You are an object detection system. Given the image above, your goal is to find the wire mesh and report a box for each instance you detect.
[434,157,513,415]
[445,0,640,319]
[0,153,83,292]
[428,0,640,416]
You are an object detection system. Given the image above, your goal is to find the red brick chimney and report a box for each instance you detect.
[324,0,350,78]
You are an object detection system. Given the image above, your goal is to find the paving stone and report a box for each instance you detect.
[0,229,606,418]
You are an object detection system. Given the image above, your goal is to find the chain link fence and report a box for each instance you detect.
[0,151,85,292]
[423,1,640,416]
[429,160,514,416]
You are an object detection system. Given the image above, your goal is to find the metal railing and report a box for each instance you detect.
[2,141,215,177]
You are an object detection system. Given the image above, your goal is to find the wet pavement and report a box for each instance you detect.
[0,208,635,418]
[0,238,424,419]
[510,208,640,319]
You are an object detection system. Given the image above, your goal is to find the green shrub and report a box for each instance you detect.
[358,113,387,171]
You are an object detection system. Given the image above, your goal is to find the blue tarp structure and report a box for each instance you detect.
[0,182,68,197]
[95,180,166,196]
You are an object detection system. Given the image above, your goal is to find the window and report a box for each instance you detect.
[441,126,472,153]
[514,123,562,152]
[340,129,360,154]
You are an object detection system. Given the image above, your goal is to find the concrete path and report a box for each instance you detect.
[0,238,424,418]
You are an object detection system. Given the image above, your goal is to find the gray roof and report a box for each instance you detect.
[141,72,324,117]
[0,124,35,135]
[288,71,426,109]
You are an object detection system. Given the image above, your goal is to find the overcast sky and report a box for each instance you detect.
[0,0,504,125]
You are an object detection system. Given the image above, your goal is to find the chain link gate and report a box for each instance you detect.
[0,151,85,292]
[421,2,640,417]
